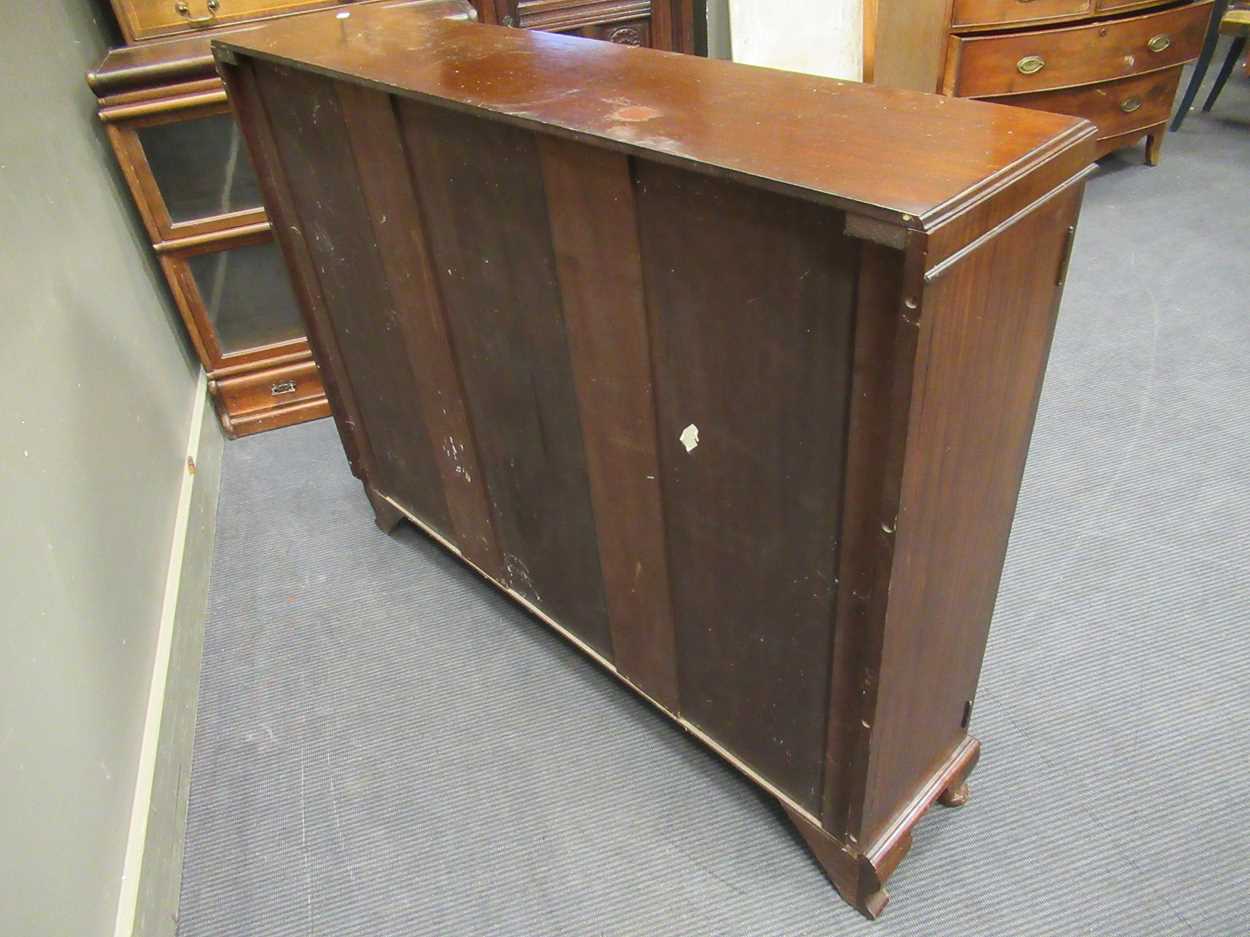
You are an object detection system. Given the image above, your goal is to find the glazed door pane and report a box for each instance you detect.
[137,113,263,224]
[186,239,304,353]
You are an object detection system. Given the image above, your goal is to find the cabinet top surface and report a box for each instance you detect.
[216,6,1094,225]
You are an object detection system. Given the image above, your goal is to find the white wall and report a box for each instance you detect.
[0,1,204,934]
[723,0,863,80]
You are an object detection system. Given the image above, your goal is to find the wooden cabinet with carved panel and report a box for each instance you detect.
[91,0,698,436]
[866,0,1214,164]
[471,0,696,51]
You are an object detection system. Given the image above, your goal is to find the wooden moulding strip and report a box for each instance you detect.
[923,164,1097,282]
[99,89,228,122]
[378,491,825,830]
[154,221,273,253]
[862,735,981,870]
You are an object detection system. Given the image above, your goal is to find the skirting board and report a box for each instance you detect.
[113,373,225,937]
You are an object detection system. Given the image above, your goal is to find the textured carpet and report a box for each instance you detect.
[178,62,1250,936]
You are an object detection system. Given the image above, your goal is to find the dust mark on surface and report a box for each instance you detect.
[443,436,472,483]
[680,424,699,453]
[609,104,661,122]
[505,553,540,600]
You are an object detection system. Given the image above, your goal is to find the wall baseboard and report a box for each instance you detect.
[113,375,225,937]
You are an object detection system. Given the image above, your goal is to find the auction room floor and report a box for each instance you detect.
[177,62,1250,936]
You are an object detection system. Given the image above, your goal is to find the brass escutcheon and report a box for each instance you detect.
[1147,33,1171,52]
[1017,55,1046,75]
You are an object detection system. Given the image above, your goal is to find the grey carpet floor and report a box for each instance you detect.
[178,61,1250,936]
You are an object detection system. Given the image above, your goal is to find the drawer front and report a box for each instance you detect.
[212,360,323,416]
[1095,0,1175,11]
[114,0,339,41]
[983,66,1181,138]
[946,0,1212,96]
[951,0,1092,30]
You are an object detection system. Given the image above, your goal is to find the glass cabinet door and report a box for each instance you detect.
[108,101,269,243]
[164,234,307,367]
[136,112,264,226]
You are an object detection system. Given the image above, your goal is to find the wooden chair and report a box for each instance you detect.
[1172,0,1249,128]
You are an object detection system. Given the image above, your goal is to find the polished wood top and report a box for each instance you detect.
[215,5,1094,227]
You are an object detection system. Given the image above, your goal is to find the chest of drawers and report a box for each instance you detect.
[868,0,1214,164]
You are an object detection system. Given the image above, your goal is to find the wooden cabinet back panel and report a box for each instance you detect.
[946,0,1212,96]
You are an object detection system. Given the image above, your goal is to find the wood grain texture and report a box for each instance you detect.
[335,80,504,577]
[944,0,1212,97]
[213,9,1090,227]
[856,179,1086,843]
[870,0,956,91]
[218,59,373,472]
[982,66,1182,141]
[397,97,613,655]
[538,137,680,711]
[951,0,1091,30]
[635,160,857,811]
[254,64,454,534]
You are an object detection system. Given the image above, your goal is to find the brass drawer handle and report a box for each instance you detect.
[1120,96,1143,113]
[1147,33,1171,53]
[1017,55,1046,75]
[175,0,219,26]
[271,380,298,396]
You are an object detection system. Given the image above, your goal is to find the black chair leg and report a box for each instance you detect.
[1172,0,1230,131]
[1203,36,1247,111]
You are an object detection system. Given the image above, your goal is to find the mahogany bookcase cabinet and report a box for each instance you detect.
[218,9,1096,917]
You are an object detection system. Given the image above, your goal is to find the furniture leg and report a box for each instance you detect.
[938,737,981,807]
[783,737,981,917]
[782,806,902,920]
[364,485,404,533]
[1204,35,1247,110]
[1171,0,1230,130]
[1144,122,1167,166]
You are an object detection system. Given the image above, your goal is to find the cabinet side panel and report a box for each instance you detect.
[859,182,1085,841]
[253,64,453,535]
[634,160,857,812]
[395,98,613,656]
